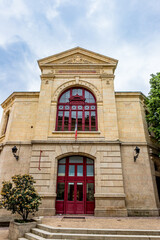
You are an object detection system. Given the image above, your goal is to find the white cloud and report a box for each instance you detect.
[0,0,160,121]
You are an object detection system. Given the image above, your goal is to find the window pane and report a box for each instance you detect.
[77,183,83,201]
[85,111,89,131]
[85,90,95,103]
[77,165,83,176]
[87,165,94,176]
[86,158,94,164]
[60,90,70,103]
[58,165,66,176]
[68,183,74,201]
[78,111,82,131]
[58,111,63,130]
[91,112,96,126]
[59,158,66,164]
[72,105,76,110]
[91,106,95,110]
[69,165,75,176]
[71,111,76,131]
[57,182,65,200]
[78,106,82,110]
[59,105,63,109]
[72,88,82,96]
[87,183,94,201]
[85,106,89,110]
[65,106,69,110]
[69,156,83,163]
[64,111,69,131]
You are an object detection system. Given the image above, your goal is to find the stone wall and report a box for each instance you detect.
[29,141,127,217]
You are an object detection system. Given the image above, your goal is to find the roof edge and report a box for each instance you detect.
[115,91,147,99]
[38,47,118,65]
[1,92,40,108]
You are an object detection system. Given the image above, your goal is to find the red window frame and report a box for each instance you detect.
[55,88,98,131]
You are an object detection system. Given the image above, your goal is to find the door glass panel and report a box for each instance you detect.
[87,183,94,201]
[58,165,66,176]
[69,156,83,163]
[77,183,83,201]
[87,165,94,176]
[69,165,75,176]
[77,165,83,176]
[68,183,74,201]
[57,182,65,200]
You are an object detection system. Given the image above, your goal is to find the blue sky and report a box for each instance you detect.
[0,0,160,118]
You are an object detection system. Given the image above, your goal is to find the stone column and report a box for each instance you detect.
[34,78,53,140]
[101,74,119,141]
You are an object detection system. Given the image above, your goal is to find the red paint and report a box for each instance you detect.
[56,156,95,215]
[75,120,77,140]
[38,150,43,170]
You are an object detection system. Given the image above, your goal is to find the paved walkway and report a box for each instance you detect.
[0,227,9,240]
[42,216,160,230]
[1,216,160,240]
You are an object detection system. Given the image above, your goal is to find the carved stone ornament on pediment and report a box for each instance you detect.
[61,55,92,64]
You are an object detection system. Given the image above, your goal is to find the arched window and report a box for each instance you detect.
[56,88,97,131]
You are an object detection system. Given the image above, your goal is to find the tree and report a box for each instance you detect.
[0,174,41,222]
[146,72,160,142]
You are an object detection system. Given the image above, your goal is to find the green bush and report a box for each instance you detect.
[0,174,41,221]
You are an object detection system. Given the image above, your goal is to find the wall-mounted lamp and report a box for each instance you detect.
[12,146,19,160]
[134,146,140,162]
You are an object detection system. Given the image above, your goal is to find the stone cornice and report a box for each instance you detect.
[115,91,147,100]
[38,47,118,65]
[1,92,39,109]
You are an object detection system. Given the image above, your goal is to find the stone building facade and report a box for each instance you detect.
[0,47,160,219]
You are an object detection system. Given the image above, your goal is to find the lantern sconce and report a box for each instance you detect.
[12,146,19,161]
[134,146,140,162]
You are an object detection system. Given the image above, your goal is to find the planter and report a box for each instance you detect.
[9,220,37,240]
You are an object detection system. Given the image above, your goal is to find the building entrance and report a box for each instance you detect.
[56,156,95,214]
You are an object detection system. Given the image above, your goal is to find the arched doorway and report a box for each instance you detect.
[56,155,95,214]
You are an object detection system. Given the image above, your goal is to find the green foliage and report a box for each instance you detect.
[146,72,160,142]
[0,174,41,221]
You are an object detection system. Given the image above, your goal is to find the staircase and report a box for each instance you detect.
[18,224,160,240]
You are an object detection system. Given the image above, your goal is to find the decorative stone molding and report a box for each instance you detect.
[61,54,92,64]
[52,79,103,102]
[100,73,114,79]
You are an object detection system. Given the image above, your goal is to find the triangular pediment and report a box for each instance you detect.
[38,47,118,66]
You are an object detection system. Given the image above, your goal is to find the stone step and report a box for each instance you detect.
[24,232,45,240]
[37,224,160,236]
[30,228,160,240]
[18,238,28,240]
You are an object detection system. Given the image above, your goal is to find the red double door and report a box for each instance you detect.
[56,156,95,214]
